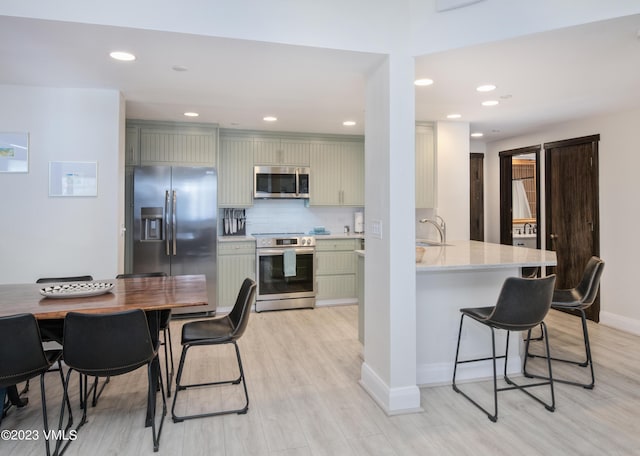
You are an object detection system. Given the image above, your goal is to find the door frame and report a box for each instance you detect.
[544,134,600,321]
[499,145,541,247]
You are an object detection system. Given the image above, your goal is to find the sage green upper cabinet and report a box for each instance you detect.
[416,123,436,209]
[254,137,310,166]
[140,123,218,166]
[219,135,254,208]
[310,140,364,206]
[125,126,140,166]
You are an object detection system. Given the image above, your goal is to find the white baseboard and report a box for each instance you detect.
[359,362,423,415]
[599,311,640,336]
[417,356,522,387]
[316,298,358,307]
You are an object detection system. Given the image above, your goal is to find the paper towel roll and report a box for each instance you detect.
[354,212,364,233]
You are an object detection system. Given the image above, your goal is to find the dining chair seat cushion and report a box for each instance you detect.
[549,289,583,308]
[181,316,235,345]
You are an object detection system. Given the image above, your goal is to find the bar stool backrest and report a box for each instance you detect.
[489,275,556,330]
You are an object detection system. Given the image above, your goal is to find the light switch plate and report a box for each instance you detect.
[369,220,382,239]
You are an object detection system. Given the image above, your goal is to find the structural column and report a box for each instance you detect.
[360,52,421,414]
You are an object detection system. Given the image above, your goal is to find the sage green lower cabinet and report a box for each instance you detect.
[315,238,360,302]
[217,241,255,310]
[357,252,364,344]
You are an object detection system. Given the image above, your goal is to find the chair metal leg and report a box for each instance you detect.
[40,360,73,455]
[147,357,167,452]
[452,315,500,422]
[453,316,555,422]
[524,310,595,389]
[163,326,175,398]
[172,340,249,423]
[55,369,88,456]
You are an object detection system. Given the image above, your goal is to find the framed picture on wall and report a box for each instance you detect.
[48,161,98,197]
[0,132,29,173]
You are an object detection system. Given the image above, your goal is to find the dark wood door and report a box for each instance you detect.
[545,135,600,321]
[470,153,484,241]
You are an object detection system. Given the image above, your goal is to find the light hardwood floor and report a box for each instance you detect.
[3,306,640,455]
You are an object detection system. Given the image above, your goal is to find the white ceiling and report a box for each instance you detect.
[1,14,639,140]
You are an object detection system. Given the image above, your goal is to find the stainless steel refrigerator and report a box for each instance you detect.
[132,166,217,315]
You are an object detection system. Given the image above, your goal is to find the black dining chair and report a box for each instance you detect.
[35,275,107,409]
[524,256,605,389]
[56,309,166,454]
[0,313,71,456]
[172,278,256,422]
[452,274,557,422]
[116,272,174,397]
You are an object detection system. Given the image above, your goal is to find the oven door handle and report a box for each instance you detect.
[257,247,315,256]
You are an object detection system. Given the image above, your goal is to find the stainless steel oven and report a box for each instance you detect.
[254,233,316,312]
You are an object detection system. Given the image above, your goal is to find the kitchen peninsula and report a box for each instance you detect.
[415,240,556,386]
[357,241,557,387]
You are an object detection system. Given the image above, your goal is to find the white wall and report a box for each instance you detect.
[0,85,123,283]
[485,107,640,333]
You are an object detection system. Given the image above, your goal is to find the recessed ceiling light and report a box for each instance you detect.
[476,84,496,92]
[481,100,499,107]
[263,116,278,122]
[470,132,484,138]
[184,112,199,117]
[109,51,136,61]
[343,120,356,126]
[172,65,188,72]
[414,78,434,87]
[447,114,462,119]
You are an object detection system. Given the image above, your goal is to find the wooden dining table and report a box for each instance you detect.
[0,274,208,319]
[0,274,209,427]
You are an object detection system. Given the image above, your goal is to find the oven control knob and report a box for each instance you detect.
[301,238,307,245]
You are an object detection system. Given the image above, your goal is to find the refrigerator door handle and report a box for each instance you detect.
[165,190,171,256]
[172,190,177,255]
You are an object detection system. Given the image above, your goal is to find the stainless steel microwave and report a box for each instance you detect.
[254,166,310,199]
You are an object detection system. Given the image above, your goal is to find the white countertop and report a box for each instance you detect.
[218,235,255,242]
[416,240,556,271]
[218,233,364,242]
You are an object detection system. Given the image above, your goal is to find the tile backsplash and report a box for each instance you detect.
[223,199,363,235]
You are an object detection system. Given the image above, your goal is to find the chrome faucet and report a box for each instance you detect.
[524,222,533,235]
[418,216,446,245]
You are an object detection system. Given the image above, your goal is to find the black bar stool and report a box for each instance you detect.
[452,275,556,422]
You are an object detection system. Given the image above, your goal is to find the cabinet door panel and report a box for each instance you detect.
[340,142,364,206]
[310,142,341,205]
[219,137,254,207]
[317,275,356,300]
[140,128,216,165]
[125,127,139,165]
[416,124,435,208]
[280,139,310,165]
[316,251,356,275]
[253,137,281,164]
[217,253,255,309]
